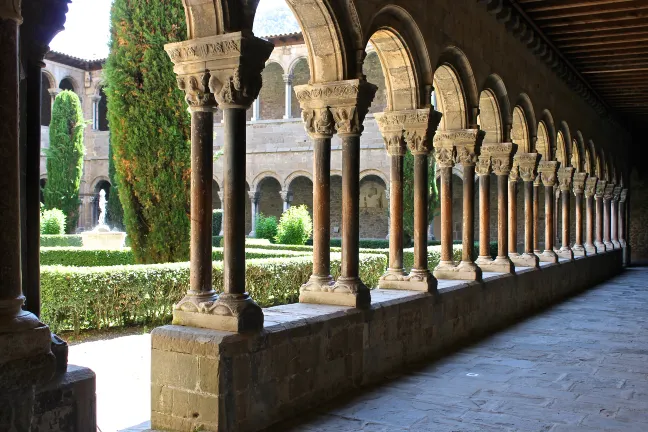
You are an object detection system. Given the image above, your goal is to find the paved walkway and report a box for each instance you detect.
[268,268,648,432]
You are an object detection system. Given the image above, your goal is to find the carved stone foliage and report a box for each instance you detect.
[0,0,22,22]
[584,176,598,198]
[572,172,588,194]
[514,153,540,182]
[603,183,615,200]
[302,108,335,139]
[165,32,274,109]
[434,146,455,169]
[595,180,607,198]
[295,79,377,137]
[557,167,575,191]
[613,186,622,201]
[482,142,516,176]
[176,73,216,108]
[476,155,491,176]
[538,160,560,187]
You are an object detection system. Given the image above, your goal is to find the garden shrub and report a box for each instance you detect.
[40,253,387,333]
[212,210,223,236]
[40,209,66,235]
[41,235,82,247]
[44,91,85,233]
[105,0,191,264]
[255,213,278,242]
[212,236,223,247]
[329,238,404,248]
[275,205,313,245]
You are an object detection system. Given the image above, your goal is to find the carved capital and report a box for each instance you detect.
[538,160,560,187]
[295,79,376,137]
[620,188,628,203]
[176,73,216,109]
[584,176,598,198]
[595,180,607,199]
[613,186,622,202]
[248,191,260,203]
[475,155,491,176]
[0,0,22,23]
[433,129,483,165]
[280,190,292,202]
[165,33,274,109]
[482,142,516,176]
[572,172,588,194]
[557,167,575,191]
[434,146,455,169]
[376,109,441,156]
[509,161,520,182]
[603,183,615,201]
[301,108,335,139]
[514,152,540,182]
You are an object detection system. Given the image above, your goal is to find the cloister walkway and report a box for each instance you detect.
[267,268,648,432]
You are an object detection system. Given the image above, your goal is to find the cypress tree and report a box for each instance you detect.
[104,0,191,263]
[403,152,439,239]
[44,90,85,233]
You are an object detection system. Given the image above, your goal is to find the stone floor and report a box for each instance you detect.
[266,267,648,432]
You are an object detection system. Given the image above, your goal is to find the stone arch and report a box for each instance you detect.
[365,5,433,111]
[479,74,510,143]
[539,109,556,161]
[290,57,310,119]
[59,76,79,93]
[537,121,551,161]
[360,169,389,187]
[584,147,592,176]
[512,106,530,153]
[596,149,604,180]
[259,61,286,120]
[573,131,586,173]
[587,140,597,176]
[256,177,283,221]
[288,176,313,214]
[42,69,56,89]
[285,171,313,189]
[558,121,572,167]
[364,51,388,114]
[512,94,536,153]
[287,56,308,77]
[359,174,388,238]
[434,47,479,130]
[251,171,283,193]
[556,130,568,167]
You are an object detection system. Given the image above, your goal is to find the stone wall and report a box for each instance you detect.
[629,169,648,263]
[151,250,623,432]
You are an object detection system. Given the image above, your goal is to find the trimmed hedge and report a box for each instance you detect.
[329,238,395,249]
[41,253,387,333]
[39,247,311,267]
[41,235,82,247]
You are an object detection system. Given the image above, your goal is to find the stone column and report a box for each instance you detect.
[554,186,560,251]
[611,186,622,249]
[283,74,293,119]
[533,175,542,256]
[217,191,224,236]
[298,79,375,308]
[251,97,260,121]
[248,191,259,237]
[513,153,540,267]
[594,180,607,252]
[619,188,628,249]
[90,94,101,130]
[47,87,60,111]
[480,143,516,272]
[508,162,520,260]
[572,172,588,257]
[165,32,273,332]
[584,176,598,255]
[557,167,575,260]
[280,189,292,212]
[0,0,55,394]
[538,161,559,263]
[475,154,493,268]
[454,130,485,280]
[603,183,615,251]
[432,133,456,278]
[385,189,391,240]
[405,109,442,290]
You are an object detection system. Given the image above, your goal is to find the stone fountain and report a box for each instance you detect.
[81,189,127,249]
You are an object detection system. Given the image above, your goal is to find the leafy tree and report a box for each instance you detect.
[275,205,312,245]
[40,209,66,235]
[44,90,85,233]
[104,0,190,263]
[403,152,439,240]
[255,213,278,242]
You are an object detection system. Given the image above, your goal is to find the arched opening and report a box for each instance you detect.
[39,178,47,205]
[433,64,467,131]
[288,176,313,215]
[359,175,388,238]
[92,180,111,227]
[556,131,567,167]
[257,177,282,221]
[259,62,285,120]
[59,77,75,92]
[364,51,387,114]
[98,86,109,131]
[571,140,582,172]
[512,106,530,153]
[330,175,343,239]
[41,72,52,126]
[289,58,310,119]
[537,121,550,161]
[477,89,502,144]
[584,148,592,175]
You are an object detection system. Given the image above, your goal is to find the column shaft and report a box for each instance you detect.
[533,183,540,253]
[284,79,292,119]
[596,196,604,250]
[462,166,476,263]
[389,153,404,271]
[440,167,453,262]
[312,138,332,279]
[611,199,619,247]
[545,186,554,252]
[341,135,360,279]
[554,188,560,249]
[561,190,570,250]
[413,154,428,270]
[508,180,517,255]
[479,175,490,258]
[524,181,533,254]
[498,175,508,259]
[603,198,611,246]
[189,109,214,296]
[574,192,583,250]
[586,196,594,251]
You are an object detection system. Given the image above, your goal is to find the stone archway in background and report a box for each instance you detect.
[256,177,283,220]
[259,62,286,120]
[288,175,313,216]
[359,174,388,239]
[92,180,111,228]
[289,57,310,119]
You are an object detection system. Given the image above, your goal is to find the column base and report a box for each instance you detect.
[476,256,515,274]
[301,277,371,308]
[573,245,587,257]
[301,274,335,293]
[584,243,597,255]
[433,260,482,280]
[604,241,614,250]
[510,253,540,268]
[556,247,574,260]
[380,269,437,292]
[612,240,621,249]
[620,239,627,248]
[475,256,494,266]
[595,241,606,253]
[173,293,264,333]
[538,250,559,263]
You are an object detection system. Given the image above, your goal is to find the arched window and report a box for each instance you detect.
[98,87,109,131]
[59,78,75,92]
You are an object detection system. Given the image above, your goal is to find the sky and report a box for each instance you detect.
[49,0,293,60]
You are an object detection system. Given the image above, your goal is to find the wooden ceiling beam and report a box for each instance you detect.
[558,35,648,48]
[546,21,648,35]
[525,0,634,13]
[554,30,648,43]
[563,41,648,54]
[531,4,648,21]
[539,10,648,28]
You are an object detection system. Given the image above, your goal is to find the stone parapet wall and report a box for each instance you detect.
[151,250,622,432]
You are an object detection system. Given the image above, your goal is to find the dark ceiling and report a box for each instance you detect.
[514,0,648,130]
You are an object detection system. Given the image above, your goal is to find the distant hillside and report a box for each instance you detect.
[254,6,301,36]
